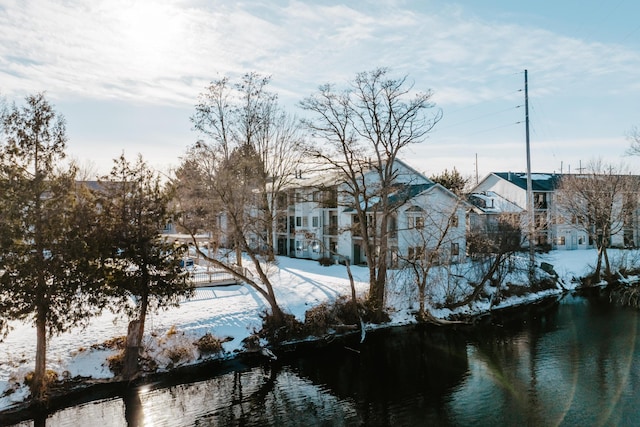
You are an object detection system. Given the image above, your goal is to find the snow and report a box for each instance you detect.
[1,249,637,412]
[517,173,554,180]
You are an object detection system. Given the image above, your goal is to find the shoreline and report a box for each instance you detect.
[0,288,572,425]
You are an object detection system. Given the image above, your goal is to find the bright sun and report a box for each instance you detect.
[114,1,184,73]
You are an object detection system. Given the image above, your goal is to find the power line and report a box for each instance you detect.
[434,105,520,132]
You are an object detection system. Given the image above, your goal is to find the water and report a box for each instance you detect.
[4,292,640,426]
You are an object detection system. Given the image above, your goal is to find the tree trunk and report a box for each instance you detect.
[235,244,243,267]
[595,245,603,281]
[122,289,148,380]
[32,305,47,401]
[418,291,426,319]
[603,237,611,278]
[122,319,143,380]
[344,258,359,319]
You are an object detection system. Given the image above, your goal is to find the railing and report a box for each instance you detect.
[323,225,338,236]
[187,270,240,286]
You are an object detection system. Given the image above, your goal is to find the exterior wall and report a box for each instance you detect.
[474,174,572,250]
[396,188,466,264]
[474,174,527,208]
[270,160,468,267]
[272,185,341,261]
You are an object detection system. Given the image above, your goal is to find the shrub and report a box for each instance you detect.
[24,369,59,397]
[318,257,334,266]
[303,295,366,336]
[195,333,225,355]
[259,311,305,343]
[165,345,192,366]
[92,336,126,351]
[106,351,124,375]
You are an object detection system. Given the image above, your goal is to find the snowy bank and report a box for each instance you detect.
[1,249,638,413]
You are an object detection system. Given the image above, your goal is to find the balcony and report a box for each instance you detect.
[323,225,338,236]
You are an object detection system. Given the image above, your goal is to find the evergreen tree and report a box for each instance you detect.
[97,154,192,379]
[430,168,470,195]
[0,93,106,400]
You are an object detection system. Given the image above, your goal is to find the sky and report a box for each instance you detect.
[1,0,639,181]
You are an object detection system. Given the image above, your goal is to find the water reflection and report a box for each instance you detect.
[291,326,469,425]
[6,293,640,426]
[448,294,640,426]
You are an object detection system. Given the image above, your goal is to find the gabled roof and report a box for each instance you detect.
[344,183,436,212]
[492,172,562,192]
[387,183,436,207]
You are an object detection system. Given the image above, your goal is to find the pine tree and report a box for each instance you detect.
[0,93,106,400]
[97,154,192,379]
[430,168,470,195]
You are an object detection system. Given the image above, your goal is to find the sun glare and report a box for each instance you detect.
[114,1,184,73]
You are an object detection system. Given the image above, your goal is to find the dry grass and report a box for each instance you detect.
[195,333,225,355]
[303,295,363,336]
[106,351,125,375]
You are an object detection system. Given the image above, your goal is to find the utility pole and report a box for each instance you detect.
[525,69,535,283]
[475,153,479,184]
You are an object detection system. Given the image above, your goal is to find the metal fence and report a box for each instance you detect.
[187,270,239,286]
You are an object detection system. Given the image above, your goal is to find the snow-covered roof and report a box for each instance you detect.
[492,172,562,192]
[468,191,523,214]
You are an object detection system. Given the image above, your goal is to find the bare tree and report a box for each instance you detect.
[300,68,442,321]
[555,160,636,281]
[176,142,288,326]
[398,198,464,322]
[177,73,304,328]
[190,73,304,262]
[626,126,640,157]
[463,213,525,307]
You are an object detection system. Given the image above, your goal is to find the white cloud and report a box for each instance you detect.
[1,0,639,176]
[1,0,639,109]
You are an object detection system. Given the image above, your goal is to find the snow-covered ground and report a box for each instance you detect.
[0,249,637,412]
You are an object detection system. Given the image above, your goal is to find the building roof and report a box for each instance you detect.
[468,191,523,214]
[492,172,562,192]
[343,183,436,212]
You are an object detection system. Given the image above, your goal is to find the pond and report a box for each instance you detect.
[3,292,640,426]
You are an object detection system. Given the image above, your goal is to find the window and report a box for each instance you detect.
[302,216,309,227]
[556,236,565,246]
[451,242,459,256]
[408,246,424,260]
[277,192,288,208]
[388,216,397,238]
[450,215,459,228]
[534,192,548,209]
[312,216,319,228]
[277,215,287,232]
[296,217,301,227]
[408,215,424,229]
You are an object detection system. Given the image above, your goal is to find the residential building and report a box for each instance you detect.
[470,172,640,250]
[274,159,468,267]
